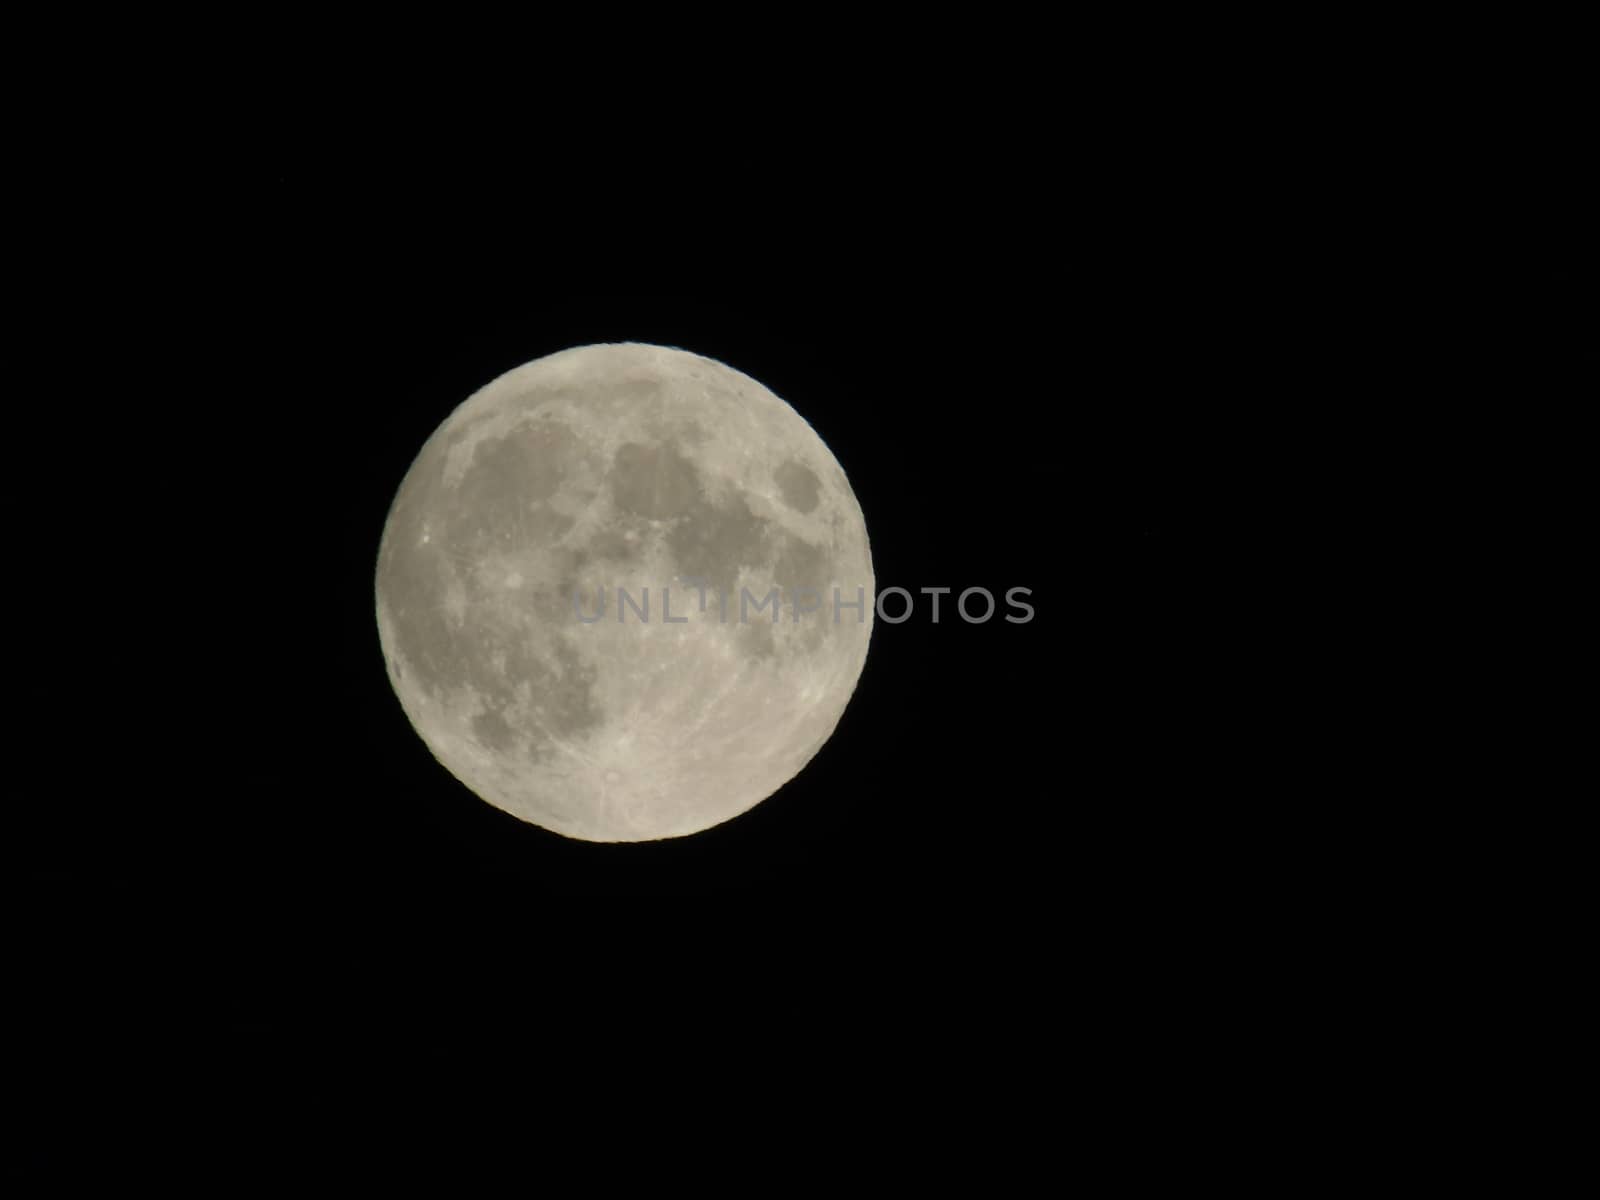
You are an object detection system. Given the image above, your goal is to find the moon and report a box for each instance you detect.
[374,343,874,842]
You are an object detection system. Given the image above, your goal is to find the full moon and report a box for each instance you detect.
[375,343,874,841]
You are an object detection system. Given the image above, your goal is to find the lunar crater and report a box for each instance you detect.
[774,459,822,513]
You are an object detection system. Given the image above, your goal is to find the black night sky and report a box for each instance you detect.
[10,23,1585,1184]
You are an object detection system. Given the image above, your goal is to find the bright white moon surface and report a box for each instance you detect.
[375,343,874,842]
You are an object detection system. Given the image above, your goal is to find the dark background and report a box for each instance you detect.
[8,25,1587,1183]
